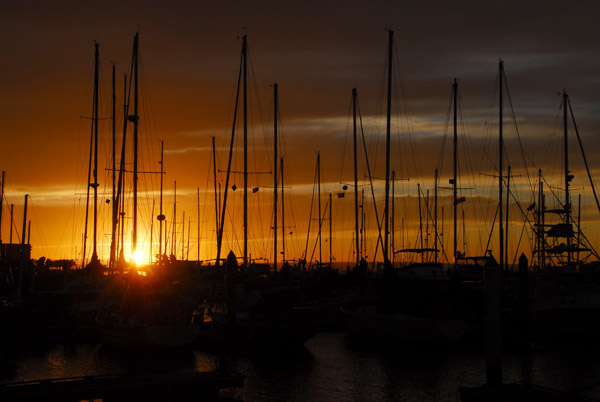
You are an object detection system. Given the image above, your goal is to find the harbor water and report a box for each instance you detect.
[3,331,600,401]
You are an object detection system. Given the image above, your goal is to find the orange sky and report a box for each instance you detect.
[2,1,600,266]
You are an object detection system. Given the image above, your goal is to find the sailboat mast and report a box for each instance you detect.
[384,30,393,266]
[132,32,139,257]
[392,170,395,266]
[173,181,177,257]
[0,171,5,244]
[318,151,322,266]
[212,136,219,260]
[117,73,128,265]
[243,34,248,269]
[418,184,423,263]
[273,82,278,273]
[280,157,285,263]
[197,187,200,263]
[498,59,504,271]
[158,141,165,259]
[329,192,333,267]
[90,42,100,263]
[452,79,458,266]
[434,168,438,264]
[110,63,116,269]
[563,90,571,264]
[505,166,511,271]
[352,88,360,265]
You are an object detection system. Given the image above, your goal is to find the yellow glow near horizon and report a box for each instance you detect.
[133,249,145,266]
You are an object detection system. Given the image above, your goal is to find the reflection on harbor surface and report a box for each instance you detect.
[3,332,600,401]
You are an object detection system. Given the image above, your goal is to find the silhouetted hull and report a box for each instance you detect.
[341,306,464,342]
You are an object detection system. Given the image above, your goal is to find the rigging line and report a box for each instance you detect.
[436,84,454,176]
[485,201,500,257]
[303,159,318,261]
[358,95,385,262]
[217,47,243,264]
[511,217,528,267]
[502,70,535,196]
[568,98,600,215]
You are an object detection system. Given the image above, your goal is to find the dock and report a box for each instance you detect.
[460,383,599,402]
[0,370,243,401]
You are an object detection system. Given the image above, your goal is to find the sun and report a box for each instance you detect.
[133,249,146,266]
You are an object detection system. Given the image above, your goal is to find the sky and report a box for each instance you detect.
[1,0,600,266]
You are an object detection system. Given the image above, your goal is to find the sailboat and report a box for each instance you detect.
[198,35,316,348]
[526,90,600,339]
[95,33,200,348]
[341,31,465,343]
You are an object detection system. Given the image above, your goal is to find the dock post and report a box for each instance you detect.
[226,250,238,327]
[485,257,502,386]
[518,253,530,349]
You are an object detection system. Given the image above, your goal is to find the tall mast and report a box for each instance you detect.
[505,166,511,271]
[132,32,140,257]
[418,184,423,263]
[0,171,5,244]
[172,181,176,257]
[434,168,438,263]
[352,88,360,265]
[563,90,572,264]
[452,79,458,265]
[280,157,285,263]
[318,151,322,266]
[212,136,219,261]
[9,204,13,244]
[273,82,278,273]
[243,34,248,269]
[117,72,128,265]
[110,62,117,269]
[21,195,28,247]
[391,170,395,265]
[158,141,165,259]
[384,29,393,266]
[197,187,200,263]
[329,192,333,267]
[91,42,100,263]
[498,59,504,271]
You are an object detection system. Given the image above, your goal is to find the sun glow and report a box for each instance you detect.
[133,249,146,266]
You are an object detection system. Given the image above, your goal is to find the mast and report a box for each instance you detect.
[563,90,572,264]
[132,32,140,257]
[212,136,219,262]
[90,41,100,264]
[329,192,333,267]
[352,88,360,265]
[197,187,200,263]
[391,170,395,265]
[0,171,5,244]
[216,37,243,268]
[110,62,117,269]
[243,34,248,269]
[505,166,511,271]
[9,204,13,244]
[158,141,165,259]
[434,168,439,263]
[273,82,278,273]
[117,72,128,265]
[280,157,285,263]
[21,195,28,246]
[418,184,423,263]
[498,59,504,272]
[384,29,393,266]
[318,151,322,266]
[452,79,458,265]
[172,181,176,257]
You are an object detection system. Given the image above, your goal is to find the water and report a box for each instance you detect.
[3,332,600,401]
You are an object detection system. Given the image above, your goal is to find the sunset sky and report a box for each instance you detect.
[1,1,600,266]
